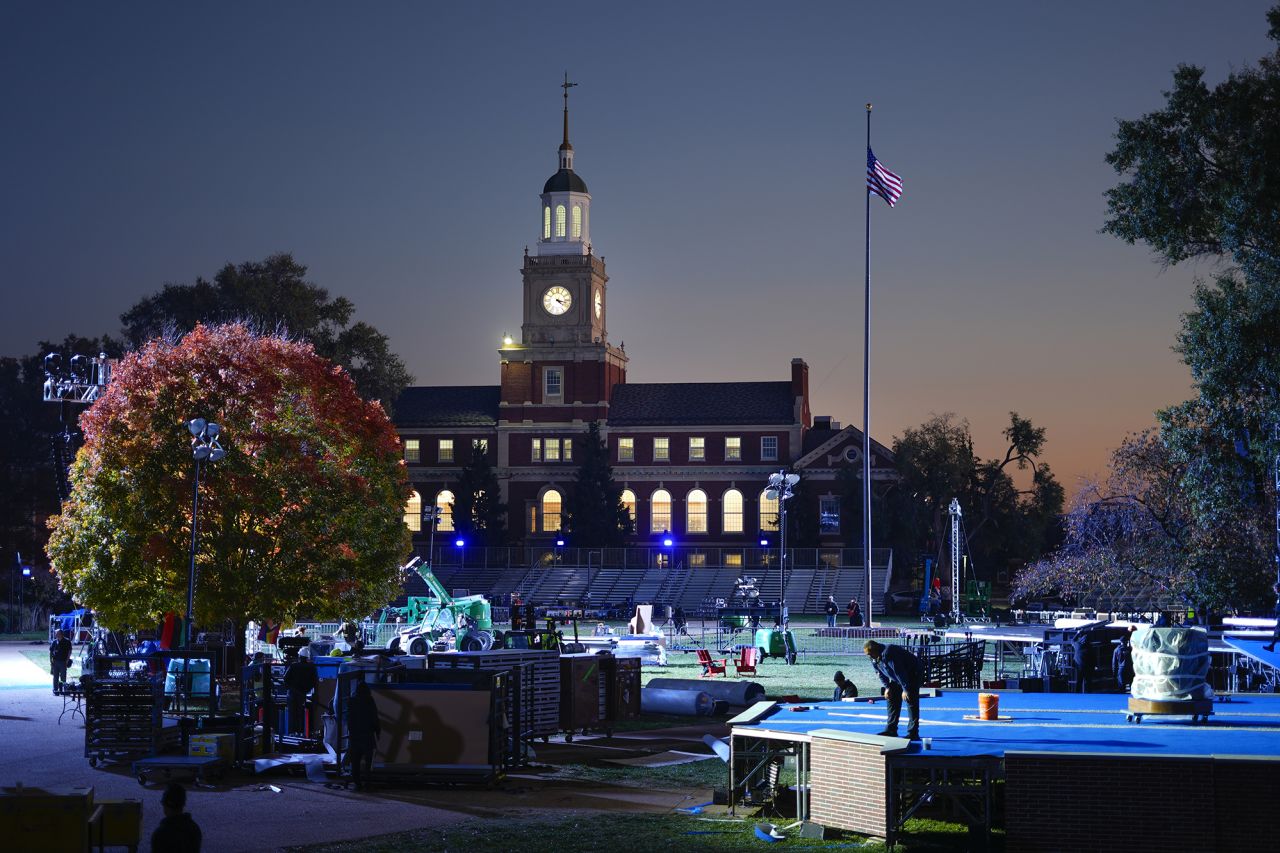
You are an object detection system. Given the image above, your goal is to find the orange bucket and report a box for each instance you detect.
[978,693,1000,720]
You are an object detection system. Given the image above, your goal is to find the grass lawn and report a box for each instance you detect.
[290,811,994,852]
[646,650,891,700]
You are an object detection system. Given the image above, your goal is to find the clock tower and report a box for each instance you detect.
[499,77,627,428]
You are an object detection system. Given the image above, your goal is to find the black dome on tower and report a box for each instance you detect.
[543,168,588,194]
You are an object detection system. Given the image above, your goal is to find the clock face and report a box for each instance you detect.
[543,286,572,315]
[594,289,602,319]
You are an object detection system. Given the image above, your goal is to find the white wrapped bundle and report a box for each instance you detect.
[1130,626,1213,701]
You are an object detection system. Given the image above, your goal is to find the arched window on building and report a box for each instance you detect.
[555,205,567,238]
[404,490,422,532]
[651,489,672,534]
[686,489,708,533]
[572,204,582,239]
[621,489,637,528]
[542,489,563,532]
[436,489,455,532]
[722,489,743,533]
[543,205,551,239]
[759,489,780,533]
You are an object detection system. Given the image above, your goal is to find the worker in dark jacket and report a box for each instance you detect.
[345,681,381,790]
[283,648,319,735]
[151,783,202,852]
[832,670,858,700]
[864,640,924,740]
[824,595,839,627]
[49,629,73,694]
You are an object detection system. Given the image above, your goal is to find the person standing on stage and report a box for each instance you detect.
[1264,581,1280,652]
[864,640,924,740]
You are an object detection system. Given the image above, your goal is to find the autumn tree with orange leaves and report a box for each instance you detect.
[47,323,411,635]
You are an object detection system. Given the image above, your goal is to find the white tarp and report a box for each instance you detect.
[1130,626,1214,702]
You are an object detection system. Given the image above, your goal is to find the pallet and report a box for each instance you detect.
[1125,696,1214,724]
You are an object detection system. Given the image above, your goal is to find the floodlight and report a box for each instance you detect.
[21,567,31,577]
[785,474,800,486]
[759,538,769,547]
[556,538,565,547]
[663,537,673,548]
[764,489,778,500]
[208,446,226,462]
[43,353,62,375]
[193,445,211,461]
[70,354,89,382]
[188,418,207,437]
[455,539,465,548]
[205,423,221,439]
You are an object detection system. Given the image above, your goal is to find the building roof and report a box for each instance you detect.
[543,168,589,194]
[608,381,795,426]
[393,386,499,428]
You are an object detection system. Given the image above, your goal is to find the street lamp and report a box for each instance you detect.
[185,419,226,648]
[765,471,799,629]
[422,505,442,570]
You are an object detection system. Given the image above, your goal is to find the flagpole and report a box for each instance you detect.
[862,103,874,626]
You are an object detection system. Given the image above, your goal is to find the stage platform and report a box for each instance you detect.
[729,691,1280,851]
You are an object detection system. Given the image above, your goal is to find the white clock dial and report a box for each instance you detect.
[543,285,572,315]
[594,289,602,319]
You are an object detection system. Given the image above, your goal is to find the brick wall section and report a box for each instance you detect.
[809,735,895,838]
[1005,752,1280,853]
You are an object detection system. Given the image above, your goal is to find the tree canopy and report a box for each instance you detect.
[562,422,633,547]
[892,412,1063,579]
[120,253,413,411]
[46,323,411,630]
[1103,6,1280,275]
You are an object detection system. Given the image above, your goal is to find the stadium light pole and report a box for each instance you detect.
[185,419,226,648]
[765,471,799,629]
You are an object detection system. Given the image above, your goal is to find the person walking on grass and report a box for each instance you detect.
[864,640,924,741]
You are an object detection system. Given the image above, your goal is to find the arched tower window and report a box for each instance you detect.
[759,489,780,533]
[651,489,672,534]
[404,490,422,532]
[542,489,562,532]
[436,489,455,532]
[686,489,708,533]
[555,205,567,238]
[572,205,582,239]
[621,489,637,526]
[543,206,551,239]
[722,489,744,533]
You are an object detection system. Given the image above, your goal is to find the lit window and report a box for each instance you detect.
[472,439,488,455]
[542,489,562,532]
[528,505,538,533]
[545,438,561,462]
[759,489,780,532]
[761,436,779,461]
[618,437,634,462]
[689,552,707,568]
[555,205,566,237]
[621,489,636,525]
[689,437,705,461]
[543,206,551,239]
[545,367,563,400]
[653,437,670,462]
[687,489,708,533]
[532,438,542,462]
[572,205,582,239]
[563,439,572,462]
[820,496,841,534]
[436,490,455,532]
[651,489,672,534]
[404,490,422,532]
[725,437,741,461]
[722,489,744,533]
[724,552,743,568]
[403,438,420,464]
[438,439,454,463]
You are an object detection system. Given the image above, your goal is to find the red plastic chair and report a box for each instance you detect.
[734,646,759,676]
[697,648,727,677]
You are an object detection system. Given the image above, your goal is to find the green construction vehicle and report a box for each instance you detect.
[388,557,496,655]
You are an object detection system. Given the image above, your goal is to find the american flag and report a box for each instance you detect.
[867,148,903,207]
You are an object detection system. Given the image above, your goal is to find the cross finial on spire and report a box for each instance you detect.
[561,72,578,149]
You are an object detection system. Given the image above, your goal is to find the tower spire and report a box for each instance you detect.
[560,72,577,152]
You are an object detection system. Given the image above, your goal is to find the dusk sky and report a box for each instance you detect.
[3,2,1274,495]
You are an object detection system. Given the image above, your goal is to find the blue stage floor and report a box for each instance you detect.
[736,691,1280,759]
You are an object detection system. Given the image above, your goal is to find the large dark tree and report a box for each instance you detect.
[892,412,1063,581]
[449,442,507,547]
[1103,6,1280,276]
[562,422,632,547]
[120,253,413,412]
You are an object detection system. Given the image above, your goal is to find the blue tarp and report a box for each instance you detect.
[54,608,89,632]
